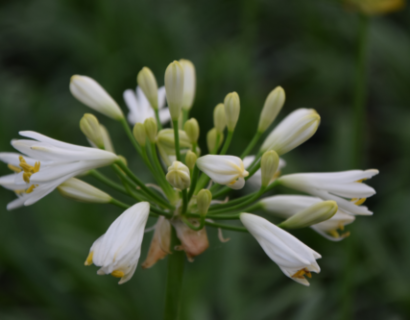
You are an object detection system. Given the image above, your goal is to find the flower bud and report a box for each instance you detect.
[179,59,196,111]
[184,118,199,143]
[166,161,191,190]
[224,92,240,131]
[213,103,226,134]
[80,113,104,148]
[118,155,128,167]
[137,67,159,110]
[144,117,158,143]
[260,108,320,155]
[260,150,280,187]
[185,150,197,170]
[279,200,338,229]
[164,61,184,120]
[157,129,192,149]
[206,128,224,153]
[58,178,112,203]
[133,122,146,146]
[258,86,285,133]
[99,124,115,153]
[70,75,124,120]
[197,189,212,215]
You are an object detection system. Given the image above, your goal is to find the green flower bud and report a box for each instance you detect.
[213,103,226,134]
[80,113,104,148]
[179,59,196,111]
[157,129,192,149]
[137,67,159,110]
[279,201,338,229]
[166,161,191,190]
[185,150,197,170]
[197,189,212,215]
[260,150,280,187]
[144,117,158,143]
[184,118,199,143]
[206,128,224,153]
[258,86,285,133]
[58,178,112,203]
[224,92,240,131]
[164,61,184,120]
[133,122,147,146]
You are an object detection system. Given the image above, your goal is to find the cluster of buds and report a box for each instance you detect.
[0,59,378,287]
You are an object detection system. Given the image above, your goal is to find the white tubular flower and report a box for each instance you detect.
[179,59,196,111]
[166,161,191,190]
[240,213,321,286]
[70,75,124,120]
[58,178,112,203]
[260,195,355,241]
[196,155,249,190]
[84,202,150,284]
[258,86,285,133]
[243,155,286,188]
[123,86,170,125]
[260,108,320,155]
[278,170,379,215]
[0,131,118,210]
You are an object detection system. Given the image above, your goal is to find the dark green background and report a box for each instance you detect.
[0,0,409,319]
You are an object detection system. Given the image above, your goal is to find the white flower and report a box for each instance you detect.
[58,178,112,203]
[179,59,196,111]
[85,202,150,284]
[123,86,170,125]
[196,155,249,190]
[0,131,118,210]
[70,75,124,120]
[260,108,320,155]
[165,61,185,120]
[243,155,286,188]
[260,195,355,241]
[240,213,321,286]
[278,170,379,215]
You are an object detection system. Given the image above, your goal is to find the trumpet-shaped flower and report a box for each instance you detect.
[278,170,379,215]
[196,155,249,190]
[260,195,355,241]
[0,131,118,210]
[240,213,321,286]
[85,202,150,284]
[123,86,170,125]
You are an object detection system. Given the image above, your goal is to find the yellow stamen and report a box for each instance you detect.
[14,189,26,195]
[18,157,41,183]
[356,178,367,183]
[328,230,340,238]
[23,172,31,183]
[8,164,22,173]
[338,222,345,231]
[84,251,94,266]
[292,268,312,279]
[341,231,351,238]
[351,198,366,206]
[111,270,125,278]
[26,185,37,194]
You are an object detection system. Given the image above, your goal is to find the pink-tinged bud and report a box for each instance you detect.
[142,216,171,269]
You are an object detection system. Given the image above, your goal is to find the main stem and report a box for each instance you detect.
[164,226,185,320]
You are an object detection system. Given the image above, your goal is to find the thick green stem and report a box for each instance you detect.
[240,131,262,159]
[164,227,185,320]
[173,120,181,161]
[219,130,233,155]
[182,109,189,126]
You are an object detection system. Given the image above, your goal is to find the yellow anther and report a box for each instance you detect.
[18,157,41,183]
[328,230,340,238]
[341,231,351,238]
[14,189,26,195]
[338,222,345,231]
[356,178,367,183]
[111,270,125,278]
[351,198,366,206]
[8,164,22,173]
[292,268,312,279]
[84,251,94,266]
[26,185,37,194]
[33,162,41,173]
[23,172,31,183]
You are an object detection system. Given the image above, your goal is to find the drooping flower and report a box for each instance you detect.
[123,86,170,125]
[278,170,379,215]
[196,155,249,190]
[240,213,321,286]
[85,202,150,284]
[0,131,118,209]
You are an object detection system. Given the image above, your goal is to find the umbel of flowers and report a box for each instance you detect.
[0,59,378,312]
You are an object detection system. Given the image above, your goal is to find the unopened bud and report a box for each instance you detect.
[224,92,240,131]
[157,129,192,149]
[213,103,226,134]
[144,117,158,143]
[80,113,104,148]
[197,189,212,215]
[184,118,199,143]
[118,155,128,167]
[207,128,224,153]
[133,122,146,146]
[137,67,159,110]
[58,178,112,203]
[164,61,184,120]
[185,150,197,170]
[260,150,280,187]
[179,59,196,111]
[166,161,191,190]
[258,86,285,133]
[279,200,338,229]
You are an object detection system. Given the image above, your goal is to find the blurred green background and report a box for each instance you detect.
[0,0,409,319]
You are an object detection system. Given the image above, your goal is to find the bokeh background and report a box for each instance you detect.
[0,0,409,319]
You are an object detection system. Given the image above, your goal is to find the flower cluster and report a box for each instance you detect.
[0,59,378,287]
